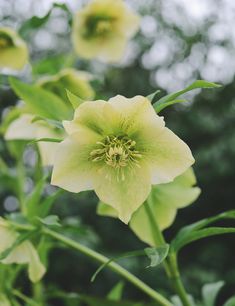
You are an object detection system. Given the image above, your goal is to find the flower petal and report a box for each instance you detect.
[5,114,37,140]
[142,127,195,184]
[108,95,165,136]
[51,132,100,193]
[64,100,119,136]
[27,242,46,282]
[93,163,151,223]
[130,202,177,246]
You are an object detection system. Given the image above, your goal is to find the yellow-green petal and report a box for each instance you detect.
[93,162,151,224]
[0,27,28,70]
[38,68,95,103]
[51,134,100,192]
[98,168,201,244]
[143,127,195,184]
[0,219,45,282]
[5,114,37,140]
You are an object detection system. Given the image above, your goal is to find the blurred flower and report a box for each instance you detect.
[5,114,64,165]
[0,294,11,306]
[51,95,194,223]
[37,68,95,102]
[72,0,140,62]
[0,218,45,283]
[98,167,201,245]
[4,68,95,165]
[0,27,28,70]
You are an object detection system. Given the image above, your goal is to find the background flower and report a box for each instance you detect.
[0,27,28,70]
[0,218,45,283]
[4,68,95,165]
[72,0,140,62]
[37,68,95,102]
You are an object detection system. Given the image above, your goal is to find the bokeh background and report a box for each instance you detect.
[0,0,235,305]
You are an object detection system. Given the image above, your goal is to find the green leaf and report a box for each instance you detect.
[91,245,169,282]
[66,89,84,110]
[79,294,152,306]
[172,227,235,252]
[19,11,51,38]
[107,282,124,301]
[202,281,224,306]
[224,296,235,306]
[30,137,63,144]
[147,90,161,103]
[19,3,71,39]
[9,77,71,120]
[25,177,47,219]
[38,215,61,227]
[145,246,169,268]
[171,210,235,252]
[39,190,63,218]
[153,80,221,113]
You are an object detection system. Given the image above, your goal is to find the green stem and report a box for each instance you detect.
[144,201,191,306]
[12,290,41,306]
[16,159,26,215]
[43,227,172,306]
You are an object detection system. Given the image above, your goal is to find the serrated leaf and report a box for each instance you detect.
[153,80,221,113]
[107,282,124,301]
[66,89,84,110]
[202,281,224,306]
[9,77,71,121]
[91,245,169,282]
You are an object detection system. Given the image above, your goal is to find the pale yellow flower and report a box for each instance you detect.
[72,0,140,62]
[98,168,201,245]
[0,27,28,70]
[4,68,95,165]
[37,68,95,102]
[5,114,63,166]
[51,95,194,223]
[0,218,45,283]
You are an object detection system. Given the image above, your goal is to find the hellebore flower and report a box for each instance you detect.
[72,0,140,62]
[0,27,28,70]
[5,114,63,165]
[51,95,194,223]
[37,68,95,103]
[98,168,201,245]
[0,218,45,282]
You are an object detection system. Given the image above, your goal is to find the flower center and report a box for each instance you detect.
[0,33,13,50]
[82,15,114,39]
[90,135,142,169]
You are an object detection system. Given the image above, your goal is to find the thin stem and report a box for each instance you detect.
[12,290,41,306]
[43,227,172,306]
[144,200,191,306]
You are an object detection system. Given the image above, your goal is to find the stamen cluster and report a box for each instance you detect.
[90,135,142,169]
